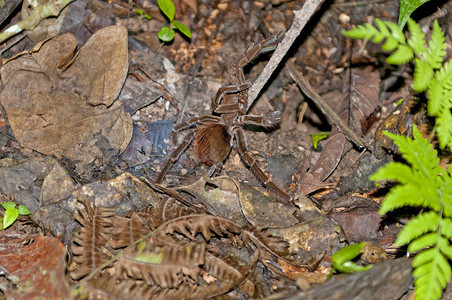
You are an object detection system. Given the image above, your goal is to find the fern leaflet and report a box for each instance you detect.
[424,20,446,69]
[436,109,452,150]
[370,125,452,300]
[413,58,433,92]
[406,18,426,55]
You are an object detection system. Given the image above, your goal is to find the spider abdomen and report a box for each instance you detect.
[195,123,232,166]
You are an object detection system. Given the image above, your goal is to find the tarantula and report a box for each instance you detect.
[155,32,292,204]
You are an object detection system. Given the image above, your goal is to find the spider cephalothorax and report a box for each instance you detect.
[155,31,292,204]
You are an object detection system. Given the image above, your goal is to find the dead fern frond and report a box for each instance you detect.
[157,214,242,241]
[71,199,115,280]
[192,251,258,298]
[77,273,198,300]
[116,239,206,288]
[111,213,154,249]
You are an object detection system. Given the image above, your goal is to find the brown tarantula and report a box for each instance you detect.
[155,32,292,204]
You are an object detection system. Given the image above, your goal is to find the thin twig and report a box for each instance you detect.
[247,0,324,112]
[287,61,370,150]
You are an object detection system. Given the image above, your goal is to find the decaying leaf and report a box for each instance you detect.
[0,156,68,213]
[266,216,345,265]
[0,25,132,178]
[0,233,69,299]
[176,176,298,227]
[374,98,426,158]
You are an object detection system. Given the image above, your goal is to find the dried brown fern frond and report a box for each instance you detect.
[157,197,206,224]
[71,199,115,280]
[78,273,198,300]
[116,239,206,288]
[110,198,203,249]
[111,212,154,249]
[157,214,243,241]
[192,251,258,298]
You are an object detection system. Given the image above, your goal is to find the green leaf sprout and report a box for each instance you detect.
[158,0,175,21]
[311,132,330,150]
[0,201,32,230]
[157,0,191,42]
[158,27,175,42]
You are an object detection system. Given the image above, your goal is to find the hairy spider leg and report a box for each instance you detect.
[212,31,286,116]
[212,83,250,114]
[155,131,195,184]
[229,30,285,86]
[237,111,282,127]
[233,125,292,204]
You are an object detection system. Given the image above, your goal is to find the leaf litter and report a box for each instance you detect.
[0,0,438,298]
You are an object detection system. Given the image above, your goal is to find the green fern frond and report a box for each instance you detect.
[341,23,381,41]
[438,236,452,259]
[441,218,452,239]
[427,60,452,147]
[385,129,441,178]
[424,20,447,69]
[408,232,439,252]
[369,162,414,183]
[407,18,426,55]
[395,211,439,245]
[441,185,452,218]
[413,252,451,300]
[427,60,452,115]
[342,19,404,52]
[375,19,400,51]
[413,58,434,92]
[371,125,452,300]
[387,44,413,64]
[436,60,452,89]
[427,78,445,115]
[378,184,440,214]
[436,109,452,150]
[384,21,406,44]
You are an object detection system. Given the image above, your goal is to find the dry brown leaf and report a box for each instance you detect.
[0,233,69,299]
[308,67,380,181]
[0,26,132,177]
